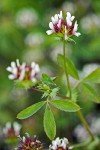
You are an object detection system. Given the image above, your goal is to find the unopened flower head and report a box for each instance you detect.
[6,59,40,82]
[16,133,43,150]
[46,11,81,40]
[3,122,21,138]
[49,137,73,150]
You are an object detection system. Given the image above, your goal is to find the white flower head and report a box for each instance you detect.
[46,10,81,40]
[3,122,21,138]
[49,137,72,150]
[6,59,40,82]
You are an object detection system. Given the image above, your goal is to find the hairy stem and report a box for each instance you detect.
[63,40,71,98]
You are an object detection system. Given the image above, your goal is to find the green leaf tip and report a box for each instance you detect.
[17,101,46,119]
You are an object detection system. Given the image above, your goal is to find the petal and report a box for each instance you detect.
[12,67,18,75]
[74,32,81,37]
[71,16,75,21]
[67,12,71,18]
[8,74,15,80]
[51,16,55,23]
[13,122,21,135]
[73,21,78,32]
[35,64,40,73]
[31,62,35,68]
[6,122,11,129]
[46,30,53,35]
[54,14,58,23]
[21,63,26,69]
[58,11,63,19]
[66,17,72,26]
[11,61,16,68]
[58,19,61,28]
[49,22,54,30]
[19,69,25,80]
[22,136,26,143]
[63,138,69,144]
[16,59,20,67]
[6,66,12,72]
[31,69,36,77]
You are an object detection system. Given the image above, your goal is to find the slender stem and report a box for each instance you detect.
[63,40,95,141]
[63,40,72,98]
[77,110,95,141]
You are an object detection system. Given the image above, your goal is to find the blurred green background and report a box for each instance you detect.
[0,0,100,148]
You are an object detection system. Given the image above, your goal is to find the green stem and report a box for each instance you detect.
[77,110,95,141]
[63,40,95,141]
[63,40,72,98]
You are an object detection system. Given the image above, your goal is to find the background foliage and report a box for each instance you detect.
[0,0,100,149]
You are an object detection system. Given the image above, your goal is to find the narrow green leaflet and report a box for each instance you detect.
[79,83,100,103]
[83,68,100,83]
[57,54,79,80]
[50,100,80,112]
[17,101,46,119]
[44,104,56,140]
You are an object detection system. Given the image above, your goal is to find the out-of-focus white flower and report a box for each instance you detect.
[16,8,38,28]
[46,11,81,40]
[80,63,100,78]
[61,2,76,14]
[74,125,89,141]
[49,137,73,150]
[6,59,40,82]
[16,133,42,150]
[74,116,100,141]
[3,122,21,138]
[91,117,100,136]
[24,33,44,47]
[80,14,100,33]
